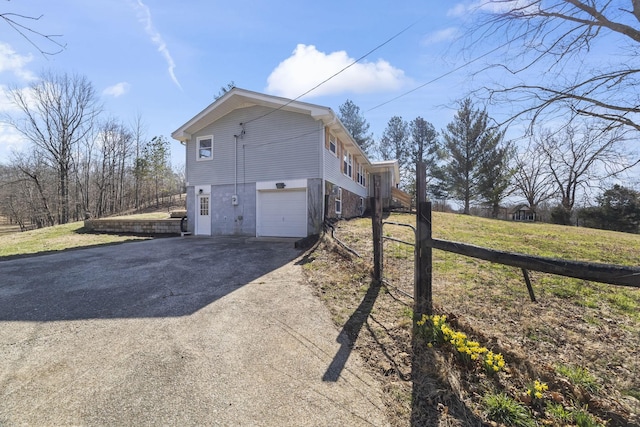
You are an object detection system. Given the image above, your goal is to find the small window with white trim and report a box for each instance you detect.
[328,136,337,156]
[357,164,366,187]
[197,136,213,160]
[335,188,342,215]
[343,152,352,177]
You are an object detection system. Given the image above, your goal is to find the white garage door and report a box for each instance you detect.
[257,189,307,237]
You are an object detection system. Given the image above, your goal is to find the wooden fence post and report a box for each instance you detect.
[371,174,382,283]
[415,161,433,316]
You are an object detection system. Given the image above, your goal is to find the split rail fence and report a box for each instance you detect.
[370,163,640,319]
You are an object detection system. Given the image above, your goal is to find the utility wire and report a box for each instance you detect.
[366,34,527,112]
[243,17,424,126]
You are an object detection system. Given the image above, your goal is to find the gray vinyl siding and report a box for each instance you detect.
[323,149,367,198]
[187,106,321,186]
[377,170,393,199]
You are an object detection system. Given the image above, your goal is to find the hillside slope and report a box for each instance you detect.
[302,212,639,426]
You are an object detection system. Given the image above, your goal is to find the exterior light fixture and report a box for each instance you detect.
[276,182,286,189]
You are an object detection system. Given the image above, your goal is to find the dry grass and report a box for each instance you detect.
[0,220,153,259]
[302,212,640,426]
[0,224,22,237]
[0,204,177,257]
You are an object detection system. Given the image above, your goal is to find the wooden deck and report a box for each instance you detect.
[391,187,412,209]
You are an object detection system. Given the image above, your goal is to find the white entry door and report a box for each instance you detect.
[196,194,211,235]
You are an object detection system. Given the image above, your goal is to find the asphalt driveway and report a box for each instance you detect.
[0,237,389,426]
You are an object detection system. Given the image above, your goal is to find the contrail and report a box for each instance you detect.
[134,0,182,90]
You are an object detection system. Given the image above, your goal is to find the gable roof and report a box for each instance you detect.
[370,160,401,183]
[171,87,372,165]
[510,204,535,214]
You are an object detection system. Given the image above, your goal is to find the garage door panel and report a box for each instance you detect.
[258,190,307,237]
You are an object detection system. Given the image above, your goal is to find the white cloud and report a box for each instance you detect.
[0,85,31,161]
[447,3,468,17]
[448,0,535,17]
[133,0,181,90]
[103,82,131,98]
[0,42,36,81]
[0,85,16,113]
[266,44,406,99]
[422,27,459,45]
[0,123,27,158]
[0,84,38,115]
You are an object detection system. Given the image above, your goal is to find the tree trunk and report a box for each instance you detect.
[59,162,69,224]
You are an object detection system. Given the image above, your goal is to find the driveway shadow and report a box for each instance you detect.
[0,237,300,322]
[322,279,382,382]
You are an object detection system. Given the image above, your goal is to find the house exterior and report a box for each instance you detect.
[511,204,536,221]
[171,88,404,238]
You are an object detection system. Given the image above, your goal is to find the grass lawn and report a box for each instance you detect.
[0,220,152,259]
[303,211,640,426]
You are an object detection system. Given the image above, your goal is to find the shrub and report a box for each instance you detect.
[483,393,536,427]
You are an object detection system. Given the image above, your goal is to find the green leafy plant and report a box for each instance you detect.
[623,388,640,400]
[546,402,574,424]
[483,393,536,427]
[573,405,604,427]
[556,364,600,393]
[415,313,446,344]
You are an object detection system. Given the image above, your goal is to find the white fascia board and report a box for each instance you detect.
[172,130,191,142]
[327,114,372,166]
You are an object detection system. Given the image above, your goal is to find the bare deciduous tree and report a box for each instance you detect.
[6,71,101,223]
[11,151,55,226]
[513,139,556,214]
[93,119,134,217]
[471,0,640,132]
[534,120,639,221]
[1,8,64,56]
[130,113,147,209]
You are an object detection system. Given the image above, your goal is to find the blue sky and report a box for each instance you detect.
[0,0,498,168]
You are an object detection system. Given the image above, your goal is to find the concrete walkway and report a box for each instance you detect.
[0,237,389,426]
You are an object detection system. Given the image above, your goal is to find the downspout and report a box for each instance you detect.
[320,122,325,226]
[233,123,246,199]
[233,134,238,196]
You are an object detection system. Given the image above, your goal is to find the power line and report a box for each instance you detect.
[366,36,524,112]
[243,17,424,126]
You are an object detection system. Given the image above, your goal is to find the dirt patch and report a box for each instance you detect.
[302,218,640,426]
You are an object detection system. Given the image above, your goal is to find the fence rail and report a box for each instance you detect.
[372,196,640,318]
[429,237,640,288]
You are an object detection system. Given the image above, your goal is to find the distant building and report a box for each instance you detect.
[511,205,536,222]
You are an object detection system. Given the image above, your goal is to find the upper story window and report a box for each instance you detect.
[328,136,337,156]
[343,152,352,177]
[197,136,213,160]
[357,164,366,187]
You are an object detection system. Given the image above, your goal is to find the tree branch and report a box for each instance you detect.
[1,11,65,56]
